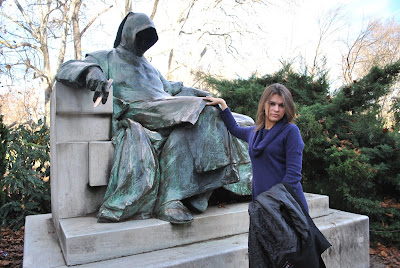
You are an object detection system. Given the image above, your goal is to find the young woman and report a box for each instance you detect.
[203,83,308,212]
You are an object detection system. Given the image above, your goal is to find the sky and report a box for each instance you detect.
[4,0,400,95]
[147,0,397,89]
[77,0,400,91]
[242,0,400,89]
[1,0,399,121]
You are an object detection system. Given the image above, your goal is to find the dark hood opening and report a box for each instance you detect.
[113,12,158,56]
[135,28,158,53]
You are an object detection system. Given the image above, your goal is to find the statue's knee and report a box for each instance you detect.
[203,105,220,116]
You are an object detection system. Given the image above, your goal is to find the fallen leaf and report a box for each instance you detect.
[380,251,388,257]
[0,260,11,265]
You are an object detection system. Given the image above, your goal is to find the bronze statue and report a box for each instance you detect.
[55,12,253,224]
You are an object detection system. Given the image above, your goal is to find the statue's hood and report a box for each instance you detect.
[114,12,158,56]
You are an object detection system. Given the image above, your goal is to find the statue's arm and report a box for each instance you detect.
[158,71,210,97]
[55,60,101,88]
[55,52,110,104]
[176,86,210,97]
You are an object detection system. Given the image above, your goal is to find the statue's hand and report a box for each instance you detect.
[174,86,211,97]
[86,67,109,104]
[192,88,211,97]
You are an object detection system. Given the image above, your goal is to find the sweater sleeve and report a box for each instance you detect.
[220,108,253,142]
[282,124,304,188]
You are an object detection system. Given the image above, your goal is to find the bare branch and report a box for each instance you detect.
[80,5,113,37]
[0,12,35,37]
[150,0,159,20]
[0,40,41,51]
[13,0,40,38]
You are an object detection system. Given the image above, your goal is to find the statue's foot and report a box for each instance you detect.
[185,191,213,213]
[156,201,194,224]
[97,217,114,223]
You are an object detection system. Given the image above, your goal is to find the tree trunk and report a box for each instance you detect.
[73,1,82,60]
[44,84,52,126]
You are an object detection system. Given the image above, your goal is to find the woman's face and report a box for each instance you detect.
[264,94,285,129]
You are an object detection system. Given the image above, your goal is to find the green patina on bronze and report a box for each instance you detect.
[55,12,253,224]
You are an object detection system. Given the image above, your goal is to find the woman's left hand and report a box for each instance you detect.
[203,96,228,110]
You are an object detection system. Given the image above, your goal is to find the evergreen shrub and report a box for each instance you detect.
[0,120,50,230]
[201,62,400,247]
[0,114,8,211]
[0,114,7,179]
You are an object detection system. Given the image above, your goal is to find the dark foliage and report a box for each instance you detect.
[201,62,400,247]
[0,114,7,179]
[0,120,50,230]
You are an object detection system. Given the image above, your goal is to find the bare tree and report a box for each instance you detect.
[341,18,400,85]
[114,0,132,19]
[0,85,44,126]
[72,2,113,60]
[150,0,159,20]
[0,0,113,124]
[309,5,345,77]
[341,20,378,86]
[148,0,293,86]
[341,17,400,126]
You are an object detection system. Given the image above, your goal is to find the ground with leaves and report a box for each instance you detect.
[370,242,400,268]
[0,227,398,267]
[0,227,24,267]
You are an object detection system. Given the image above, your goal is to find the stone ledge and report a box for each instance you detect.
[59,203,250,266]
[23,214,65,268]
[317,209,369,268]
[57,192,330,266]
[50,192,329,266]
[23,208,369,268]
[304,192,329,218]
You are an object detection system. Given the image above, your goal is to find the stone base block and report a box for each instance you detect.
[23,214,65,268]
[23,207,369,268]
[317,209,370,268]
[304,192,329,218]
[57,192,329,266]
[59,203,249,266]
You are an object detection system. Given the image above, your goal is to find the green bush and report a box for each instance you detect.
[0,120,50,230]
[0,114,7,179]
[0,114,8,211]
[202,65,328,121]
[201,62,400,247]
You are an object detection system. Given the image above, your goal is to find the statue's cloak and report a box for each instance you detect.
[55,13,253,222]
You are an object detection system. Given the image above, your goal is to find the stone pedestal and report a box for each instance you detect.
[50,83,113,239]
[23,193,369,268]
[28,83,369,267]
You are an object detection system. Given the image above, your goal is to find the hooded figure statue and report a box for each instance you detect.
[55,12,253,224]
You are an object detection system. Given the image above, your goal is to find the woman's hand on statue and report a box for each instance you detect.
[203,96,228,111]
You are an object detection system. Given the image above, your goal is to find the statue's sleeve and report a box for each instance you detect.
[158,70,210,97]
[55,60,101,88]
[176,86,210,97]
[158,71,183,96]
[55,50,109,88]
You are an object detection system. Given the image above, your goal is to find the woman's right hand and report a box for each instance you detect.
[202,96,228,110]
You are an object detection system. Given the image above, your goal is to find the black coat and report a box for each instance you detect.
[248,183,331,268]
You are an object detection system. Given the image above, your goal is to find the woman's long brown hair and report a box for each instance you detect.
[254,83,295,131]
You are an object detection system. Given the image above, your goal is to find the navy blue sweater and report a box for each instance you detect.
[220,108,309,212]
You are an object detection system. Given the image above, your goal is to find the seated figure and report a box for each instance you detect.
[55,12,253,224]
